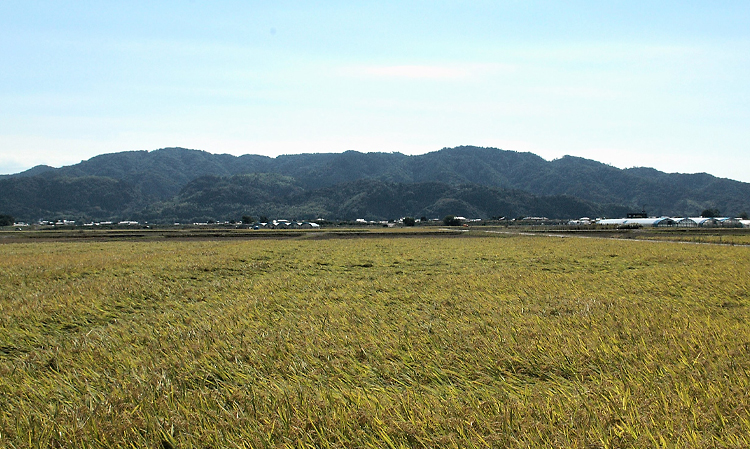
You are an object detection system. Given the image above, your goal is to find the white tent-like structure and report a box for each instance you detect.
[716,217,741,227]
[688,217,718,227]
[673,217,698,227]
[597,217,676,227]
[597,216,748,228]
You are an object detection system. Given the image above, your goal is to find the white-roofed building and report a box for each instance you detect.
[597,217,676,227]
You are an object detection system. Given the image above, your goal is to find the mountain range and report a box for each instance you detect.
[1,146,748,223]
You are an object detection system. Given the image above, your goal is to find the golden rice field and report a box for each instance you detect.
[1,233,749,448]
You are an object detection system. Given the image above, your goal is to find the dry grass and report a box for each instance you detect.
[1,235,749,447]
[639,232,750,246]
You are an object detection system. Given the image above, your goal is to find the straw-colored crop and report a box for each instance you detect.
[1,234,749,447]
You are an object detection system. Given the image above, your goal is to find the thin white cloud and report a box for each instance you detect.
[339,63,510,80]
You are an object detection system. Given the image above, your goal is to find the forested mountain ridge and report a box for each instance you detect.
[1,146,748,222]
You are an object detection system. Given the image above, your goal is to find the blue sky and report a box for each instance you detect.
[1,1,749,181]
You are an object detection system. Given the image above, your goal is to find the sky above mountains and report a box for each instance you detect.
[1,1,749,182]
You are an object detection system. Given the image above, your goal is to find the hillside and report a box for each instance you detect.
[1,146,748,222]
[133,176,627,223]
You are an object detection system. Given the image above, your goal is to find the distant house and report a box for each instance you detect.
[568,217,592,225]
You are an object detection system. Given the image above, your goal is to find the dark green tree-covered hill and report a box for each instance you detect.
[1,146,748,222]
[134,177,624,223]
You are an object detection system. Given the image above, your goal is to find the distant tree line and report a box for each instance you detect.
[701,208,720,218]
[0,214,14,226]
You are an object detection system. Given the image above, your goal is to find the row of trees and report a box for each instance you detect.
[700,209,749,219]
[241,215,270,224]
